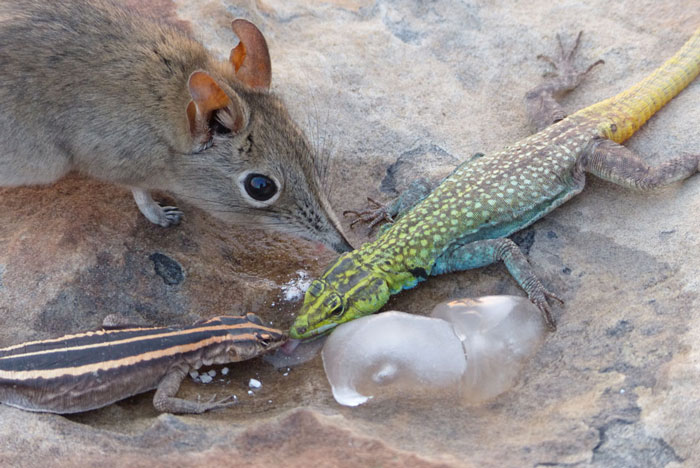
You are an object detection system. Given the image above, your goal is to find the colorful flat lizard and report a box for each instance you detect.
[290,29,700,339]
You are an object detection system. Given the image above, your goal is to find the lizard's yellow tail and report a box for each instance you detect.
[576,28,700,144]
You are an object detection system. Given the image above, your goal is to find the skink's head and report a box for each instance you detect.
[210,314,287,361]
[289,255,390,339]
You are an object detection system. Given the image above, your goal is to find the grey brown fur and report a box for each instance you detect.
[0,0,351,252]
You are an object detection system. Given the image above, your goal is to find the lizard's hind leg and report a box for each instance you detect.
[526,31,604,132]
[581,138,699,190]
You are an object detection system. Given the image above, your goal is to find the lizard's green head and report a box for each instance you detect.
[289,274,390,340]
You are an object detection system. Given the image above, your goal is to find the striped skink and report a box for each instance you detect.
[0,314,286,414]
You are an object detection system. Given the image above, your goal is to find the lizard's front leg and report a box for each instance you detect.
[153,366,237,414]
[344,153,486,233]
[526,31,604,132]
[343,178,432,233]
[432,238,562,329]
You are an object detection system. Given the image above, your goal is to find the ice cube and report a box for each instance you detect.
[322,311,466,407]
[431,295,546,403]
[248,378,262,389]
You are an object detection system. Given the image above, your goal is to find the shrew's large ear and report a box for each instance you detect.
[187,71,246,146]
[230,19,271,90]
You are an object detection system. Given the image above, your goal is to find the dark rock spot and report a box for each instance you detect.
[149,253,185,286]
[606,320,633,337]
[511,229,536,255]
[380,143,458,195]
[592,419,682,467]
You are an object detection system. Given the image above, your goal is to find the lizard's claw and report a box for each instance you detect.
[197,393,238,412]
[537,31,604,87]
[528,285,564,331]
[343,197,394,233]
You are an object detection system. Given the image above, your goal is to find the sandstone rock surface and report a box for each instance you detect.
[1,1,698,467]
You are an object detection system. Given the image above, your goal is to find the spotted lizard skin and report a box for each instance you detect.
[290,29,700,339]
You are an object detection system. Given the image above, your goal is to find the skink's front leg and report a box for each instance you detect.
[432,238,562,329]
[153,366,237,414]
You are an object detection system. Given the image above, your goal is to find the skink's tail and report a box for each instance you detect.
[575,28,700,144]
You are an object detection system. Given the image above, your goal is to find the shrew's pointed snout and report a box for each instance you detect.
[333,236,354,253]
[316,224,354,253]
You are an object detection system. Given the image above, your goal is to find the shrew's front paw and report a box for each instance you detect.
[132,188,183,228]
[537,31,604,91]
[159,205,183,227]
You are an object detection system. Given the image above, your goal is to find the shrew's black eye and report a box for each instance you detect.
[244,173,278,202]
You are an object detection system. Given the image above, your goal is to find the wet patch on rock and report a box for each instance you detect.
[380,143,459,195]
[511,228,536,255]
[149,252,185,286]
[35,251,194,335]
[591,419,682,468]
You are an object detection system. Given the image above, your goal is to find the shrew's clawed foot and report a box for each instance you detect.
[528,284,564,331]
[537,31,604,88]
[159,205,183,227]
[343,197,394,233]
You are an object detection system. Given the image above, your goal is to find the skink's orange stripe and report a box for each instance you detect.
[0,333,256,380]
[0,323,271,360]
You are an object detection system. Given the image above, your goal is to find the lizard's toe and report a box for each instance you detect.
[538,31,603,87]
[529,286,560,331]
[343,197,394,232]
[196,393,238,413]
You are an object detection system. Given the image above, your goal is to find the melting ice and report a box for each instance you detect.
[322,312,466,406]
[432,296,546,403]
[322,296,546,406]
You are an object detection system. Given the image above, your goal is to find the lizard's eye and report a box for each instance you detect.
[324,294,344,317]
[330,305,344,317]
